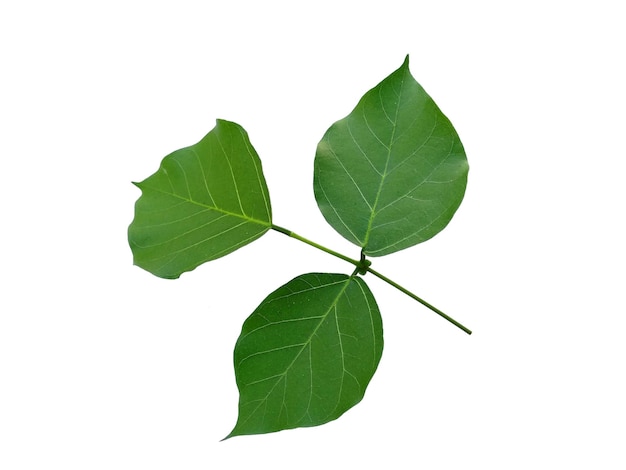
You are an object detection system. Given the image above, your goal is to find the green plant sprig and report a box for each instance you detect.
[128,55,471,438]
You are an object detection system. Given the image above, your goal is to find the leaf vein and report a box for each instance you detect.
[325,138,373,210]
[215,131,246,215]
[191,147,217,207]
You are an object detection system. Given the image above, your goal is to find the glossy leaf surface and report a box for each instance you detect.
[314,56,468,256]
[228,273,383,438]
[128,120,272,279]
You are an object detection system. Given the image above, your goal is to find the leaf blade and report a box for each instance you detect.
[128,119,272,278]
[228,273,383,438]
[314,56,468,256]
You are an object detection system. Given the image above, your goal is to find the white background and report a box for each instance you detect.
[1,1,624,468]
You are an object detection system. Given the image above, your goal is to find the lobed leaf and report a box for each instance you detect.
[128,120,272,279]
[227,273,383,438]
[314,56,469,256]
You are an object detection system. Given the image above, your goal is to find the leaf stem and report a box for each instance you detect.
[270,224,472,335]
[365,266,472,335]
[271,225,361,268]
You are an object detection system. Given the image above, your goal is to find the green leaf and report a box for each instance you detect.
[227,273,383,438]
[314,55,469,256]
[128,119,272,279]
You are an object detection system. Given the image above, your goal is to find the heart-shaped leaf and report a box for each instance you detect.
[227,272,383,438]
[128,120,272,279]
[314,56,469,256]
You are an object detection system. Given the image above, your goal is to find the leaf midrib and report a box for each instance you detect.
[362,68,406,249]
[140,184,272,228]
